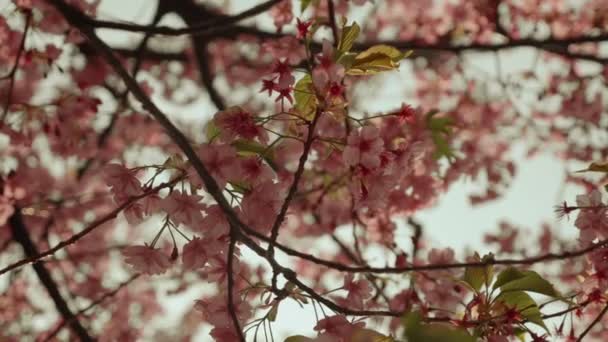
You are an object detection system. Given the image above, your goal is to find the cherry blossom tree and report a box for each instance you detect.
[2,0,608,341]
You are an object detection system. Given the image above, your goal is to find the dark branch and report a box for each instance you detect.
[42,274,139,342]
[1,11,31,123]
[9,210,94,341]
[327,0,339,45]
[45,0,247,241]
[77,42,188,61]
[268,108,321,261]
[0,178,181,276]
[76,0,282,37]
[163,0,227,110]
[227,234,245,341]
[242,222,608,274]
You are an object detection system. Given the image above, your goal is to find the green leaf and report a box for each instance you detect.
[495,268,560,298]
[162,154,186,170]
[346,53,397,76]
[355,44,412,62]
[337,22,360,57]
[337,52,356,68]
[493,267,527,290]
[232,139,269,156]
[205,120,221,142]
[300,0,313,12]
[463,253,494,292]
[513,328,528,342]
[294,74,317,119]
[351,328,395,342]
[231,139,278,171]
[463,267,484,292]
[576,161,608,173]
[495,291,548,331]
[228,181,250,194]
[425,110,456,161]
[345,45,412,75]
[403,311,475,342]
[267,302,279,322]
[426,110,453,134]
[284,336,314,342]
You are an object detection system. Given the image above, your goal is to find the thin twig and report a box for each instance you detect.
[1,11,31,123]
[227,233,245,341]
[9,210,94,341]
[243,224,608,274]
[267,108,321,286]
[327,0,339,45]
[577,303,608,341]
[73,0,282,37]
[0,177,181,276]
[42,274,140,342]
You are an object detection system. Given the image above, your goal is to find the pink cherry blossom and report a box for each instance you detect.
[295,18,312,39]
[261,36,306,65]
[272,59,295,88]
[202,254,232,284]
[214,106,267,143]
[484,221,519,254]
[102,163,141,201]
[238,157,274,186]
[314,315,365,341]
[240,181,285,233]
[312,40,346,102]
[182,237,209,270]
[428,247,456,265]
[199,204,230,241]
[209,327,241,342]
[5,1,608,340]
[397,103,417,124]
[122,245,171,275]
[575,190,608,245]
[195,144,241,189]
[195,292,251,337]
[270,0,293,30]
[343,126,385,169]
[161,190,206,228]
[123,202,145,226]
[342,274,372,309]
[141,194,163,216]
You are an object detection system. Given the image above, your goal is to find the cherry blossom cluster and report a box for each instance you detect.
[4,0,608,341]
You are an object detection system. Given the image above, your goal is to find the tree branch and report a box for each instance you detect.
[166,0,226,110]
[76,0,282,37]
[1,11,31,123]
[268,109,321,268]
[0,177,181,276]
[77,42,188,61]
[327,0,339,45]
[47,0,603,331]
[77,3,170,179]
[42,274,139,342]
[243,223,608,274]
[227,233,245,341]
[45,0,249,244]
[72,0,608,64]
[577,303,608,341]
[9,210,94,341]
